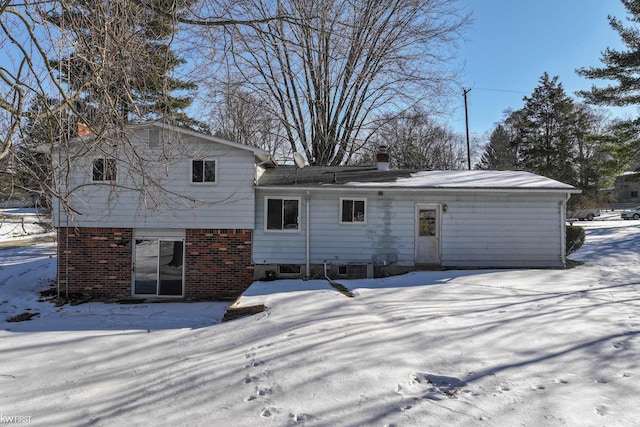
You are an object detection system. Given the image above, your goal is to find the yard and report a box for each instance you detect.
[0,212,639,426]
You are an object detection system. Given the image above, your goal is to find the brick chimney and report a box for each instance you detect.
[376,146,390,171]
[77,122,91,137]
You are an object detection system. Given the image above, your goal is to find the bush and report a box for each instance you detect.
[566,225,585,255]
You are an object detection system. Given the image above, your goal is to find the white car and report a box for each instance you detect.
[621,206,640,220]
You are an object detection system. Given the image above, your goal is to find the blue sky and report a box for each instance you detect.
[453,0,635,140]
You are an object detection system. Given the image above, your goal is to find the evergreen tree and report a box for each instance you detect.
[476,124,516,170]
[576,0,640,169]
[507,73,584,184]
[14,96,75,208]
[48,0,208,133]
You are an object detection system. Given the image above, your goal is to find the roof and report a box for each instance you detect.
[257,167,580,192]
[52,121,277,166]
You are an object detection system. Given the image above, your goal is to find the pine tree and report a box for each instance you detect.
[476,124,516,170]
[508,73,583,184]
[48,0,208,133]
[576,0,640,169]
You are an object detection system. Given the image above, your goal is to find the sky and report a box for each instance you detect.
[453,0,637,142]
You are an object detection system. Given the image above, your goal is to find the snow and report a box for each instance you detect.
[346,170,578,190]
[1,214,640,425]
[0,208,53,241]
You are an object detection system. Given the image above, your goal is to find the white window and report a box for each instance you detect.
[265,197,300,231]
[340,198,366,224]
[191,159,217,184]
[92,158,116,182]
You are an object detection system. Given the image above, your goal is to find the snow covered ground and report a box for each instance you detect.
[0,212,639,426]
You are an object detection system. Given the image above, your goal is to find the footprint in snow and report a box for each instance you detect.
[289,412,311,423]
[260,407,276,418]
[398,373,468,401]
[595,404,610,416]
[243,375,258,384]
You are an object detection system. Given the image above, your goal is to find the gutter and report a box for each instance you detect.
[255,185,581,194]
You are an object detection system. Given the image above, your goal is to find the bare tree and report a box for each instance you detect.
[208,79,292,161]
[208,0,469,165]
[0,0,285,213]
[357,109,466,170]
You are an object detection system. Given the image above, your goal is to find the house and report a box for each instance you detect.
[253,153,580,279]
[611,171,640,205]
[54,122,274,300]
[53,123,580,300]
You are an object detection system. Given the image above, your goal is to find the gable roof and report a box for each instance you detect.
[52,121,277,166]
[257,166,580,193]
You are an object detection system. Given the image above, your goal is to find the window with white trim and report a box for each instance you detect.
[340,198,366,224]
[265,197,300,231]
[92,158,116,182]
[191,159,217,184]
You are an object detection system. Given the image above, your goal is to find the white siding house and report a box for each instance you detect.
[53,122,580,298]
[53,122,274,300]
[253,168,580,279]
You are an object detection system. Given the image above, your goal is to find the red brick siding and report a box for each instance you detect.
[57,227,132,298]
[57,227,254,300]
[184,229,254,300]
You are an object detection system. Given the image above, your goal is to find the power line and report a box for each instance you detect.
[473,87,530,95]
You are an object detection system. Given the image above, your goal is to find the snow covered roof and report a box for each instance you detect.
[257,167,579,192]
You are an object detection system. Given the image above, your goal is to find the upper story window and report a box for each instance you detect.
[266,197,300,231]
[191,159,217,184]
[92,158,116,182]
[340,198,366,224]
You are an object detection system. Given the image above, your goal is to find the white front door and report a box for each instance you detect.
[415,204,441,265]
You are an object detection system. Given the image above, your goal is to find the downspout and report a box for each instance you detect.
[560,192,571,266]
[305,191,310,280]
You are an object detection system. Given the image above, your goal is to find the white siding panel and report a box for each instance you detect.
[441,197,565,267]
[57,132,256,229]
[253,189,568,268]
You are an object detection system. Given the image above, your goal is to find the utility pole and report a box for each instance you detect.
[463,88,471,170]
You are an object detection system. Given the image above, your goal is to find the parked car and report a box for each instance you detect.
[621,206,640,220]
[567,208,601,221]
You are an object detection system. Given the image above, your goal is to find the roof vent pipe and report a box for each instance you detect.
[377,146,390,171]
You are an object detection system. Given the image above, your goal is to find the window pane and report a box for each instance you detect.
[192,160,203,182]
[105,158,117,181]
[134,239,158,295]
[419,209,437,236]
[342,200,353,222]
[93,158,104,181]
[267,199,283,230]
[159,241,183,296]
[283,200,299,229]
[204,160,216,182]
[353,200,365,222]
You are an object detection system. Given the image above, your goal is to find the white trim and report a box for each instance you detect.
[339,197,367,225]
[264,196,301,233]
[190,158,218,185]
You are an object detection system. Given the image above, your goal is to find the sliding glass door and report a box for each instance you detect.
[134,239,184,296]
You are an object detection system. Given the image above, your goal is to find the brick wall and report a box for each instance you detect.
[184,229,254,300]
[57,227,132,298]
[57,227,254,300]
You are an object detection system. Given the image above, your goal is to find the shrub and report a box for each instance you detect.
[566,225,585,255]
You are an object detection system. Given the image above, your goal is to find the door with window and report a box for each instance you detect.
[133,239,184,296]
[415,204,441,265]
